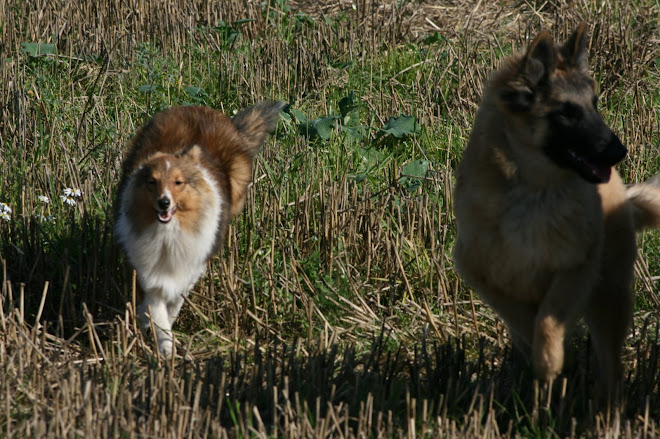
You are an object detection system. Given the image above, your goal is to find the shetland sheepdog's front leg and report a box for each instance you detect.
[166,295,186,325]
[138,293,175,357]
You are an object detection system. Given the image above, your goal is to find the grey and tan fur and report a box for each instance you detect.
[453,23,660,396]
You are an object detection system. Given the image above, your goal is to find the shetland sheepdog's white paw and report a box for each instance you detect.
[158,337,175,358]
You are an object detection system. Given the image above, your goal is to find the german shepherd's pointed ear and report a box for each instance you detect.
[523,31,557,86]
[500,31,557,112]
[232,101,285,155]
[560,22,589,71]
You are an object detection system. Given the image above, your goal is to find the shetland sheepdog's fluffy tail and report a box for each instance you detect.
[233,101,286,151]
[627,175,660,230]
[225,101,286,216]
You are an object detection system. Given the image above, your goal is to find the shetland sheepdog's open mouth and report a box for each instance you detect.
[157,206,177,223]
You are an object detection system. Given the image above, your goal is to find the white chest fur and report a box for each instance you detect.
[116,169,223,303]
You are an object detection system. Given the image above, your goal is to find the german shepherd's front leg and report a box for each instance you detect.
[533,265,596,382]
[585,203,636,398]
[473,287,537,354]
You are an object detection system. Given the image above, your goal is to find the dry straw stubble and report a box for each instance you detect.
[0,0,659,437]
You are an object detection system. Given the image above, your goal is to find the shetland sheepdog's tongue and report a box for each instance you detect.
[158,207,176,223]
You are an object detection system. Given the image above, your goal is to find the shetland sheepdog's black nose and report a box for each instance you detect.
[158,198,171,210]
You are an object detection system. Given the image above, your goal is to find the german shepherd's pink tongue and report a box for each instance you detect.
[158,207,176,223]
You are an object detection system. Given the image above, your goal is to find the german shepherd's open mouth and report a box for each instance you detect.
[544,102,627,183]
[565,148,617,183]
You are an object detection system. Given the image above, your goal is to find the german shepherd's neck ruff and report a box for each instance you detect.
[453,24,660,397]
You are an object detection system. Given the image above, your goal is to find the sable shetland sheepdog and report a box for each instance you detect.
[115,102,284,357]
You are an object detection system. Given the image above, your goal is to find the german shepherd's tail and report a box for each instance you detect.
[627,175,660,230]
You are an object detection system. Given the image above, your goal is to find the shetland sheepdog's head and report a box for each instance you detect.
[127,145,214,232]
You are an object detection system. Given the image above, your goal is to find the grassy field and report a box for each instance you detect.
[1,0,659,436]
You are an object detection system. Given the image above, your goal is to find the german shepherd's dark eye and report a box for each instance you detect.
[502,88,535,112]
[519,90,535,106]
[553,103,583,124]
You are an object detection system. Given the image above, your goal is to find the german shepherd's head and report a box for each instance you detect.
[493,23,626,183]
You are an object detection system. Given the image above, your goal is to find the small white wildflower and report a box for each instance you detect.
[35,214,56,223]
[60,194,77,206]
[38,195,50,204]
[0,203,11,221]
[62,187,82,198]
[61,188,82,206]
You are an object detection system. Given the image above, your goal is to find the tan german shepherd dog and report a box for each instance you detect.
[453,23,660,396]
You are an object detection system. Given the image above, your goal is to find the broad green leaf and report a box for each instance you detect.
[382,115,420,138]
[399,159,429,192]
[338,92,357,118]
[21,42,56,56]
[423,31,447,45]
[184,86,208,98]
[212,19,241,44]
[289,108,307,124]
[342,110,361,127]
[342,124,367,141]
[299,116,339,140]
[350,147,386,185]
[358,147,385,169]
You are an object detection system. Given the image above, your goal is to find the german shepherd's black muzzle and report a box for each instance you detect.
[544,104,627,184]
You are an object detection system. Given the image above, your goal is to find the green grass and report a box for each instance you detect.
[1,0,659,437]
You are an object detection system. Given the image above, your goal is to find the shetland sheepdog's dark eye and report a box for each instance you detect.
[147,178,157,186]
[174,180,184,186]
